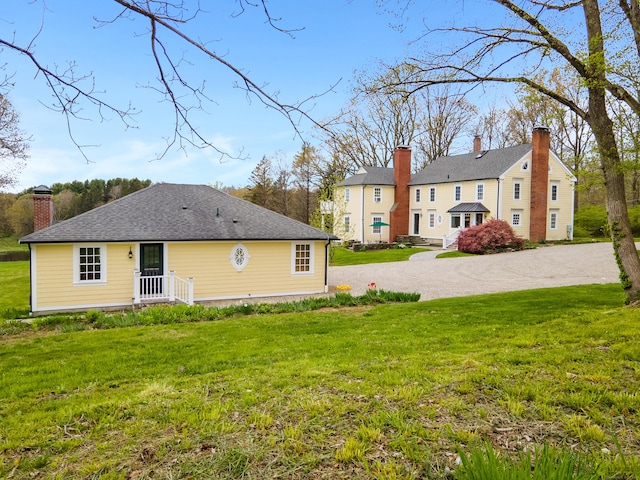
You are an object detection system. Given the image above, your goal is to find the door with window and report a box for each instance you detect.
[140,243,164,294]
[413,213,420,235]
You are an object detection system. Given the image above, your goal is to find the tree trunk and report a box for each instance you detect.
[593,112,640,303]
[585,0,640,303]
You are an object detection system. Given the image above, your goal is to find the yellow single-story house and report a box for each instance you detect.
[335,127,576,246]
[20,183,337,314]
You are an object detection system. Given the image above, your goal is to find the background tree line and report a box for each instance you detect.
[0,178,151,237]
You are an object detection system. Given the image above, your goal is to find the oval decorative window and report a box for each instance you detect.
[230,243,250,271]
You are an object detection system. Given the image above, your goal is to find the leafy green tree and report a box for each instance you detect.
[246,156,274,209]
[292,142,322,224]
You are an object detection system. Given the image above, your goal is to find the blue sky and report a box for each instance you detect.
[3,0,496,193]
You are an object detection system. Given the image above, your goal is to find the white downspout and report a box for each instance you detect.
[497,177,504,219]
[360,185,365,242]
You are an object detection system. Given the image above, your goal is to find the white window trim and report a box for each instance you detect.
[345,188,350,203]
[428,211,436,229]
[476,182,485,201]
[229,243,250,271]
[73,244,107,285]
[550,182,559,202]
[415,188,421,203]
[291,242,314,275]
[429,187,436,203]
[513,180,522,200]
[373,187,382,203]
[550,210,559,230]
[454,184,461,202]
[343,215,351,234]
[511,210,522,227]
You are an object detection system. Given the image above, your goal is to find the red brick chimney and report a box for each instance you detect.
[473,135,482,152]
[390,146,411,242]
[33,185,53,232]
[529,127,550,242]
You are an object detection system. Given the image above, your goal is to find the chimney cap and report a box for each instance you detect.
[533,125,550,132]
[33,185,52,195]
[395,145,411,150]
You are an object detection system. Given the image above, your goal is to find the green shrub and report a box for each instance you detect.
[627,205,640,236]
[574,205,608,237]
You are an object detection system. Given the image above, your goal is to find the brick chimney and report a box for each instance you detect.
[390,146,411,242]
[529,127,550,242]
[33,185,53,232]
[473,135,482,152]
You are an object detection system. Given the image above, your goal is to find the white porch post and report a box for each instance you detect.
[169,271,176,302]
[133,269,141,304]
[188,278,194,305]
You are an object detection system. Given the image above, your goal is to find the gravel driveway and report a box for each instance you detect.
[328,243,621,300]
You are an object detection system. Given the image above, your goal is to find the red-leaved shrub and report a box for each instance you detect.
[456,219,525,254]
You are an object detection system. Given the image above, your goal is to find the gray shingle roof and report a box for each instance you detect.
[340,166,395,186]
[409,144,532,185]
[20,183,338,244]
[447,202,490,213]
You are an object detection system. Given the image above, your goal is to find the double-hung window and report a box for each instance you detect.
[476,183,484,201]
[550,210,558,230]
[550,182,559,202]
[454,185,461,202]
[372,215,382,234]
[74,245,106,284]
[292,243,314,274]
[344,215,351,234]
[513,180,522,200]
[429,187,436,202]
[345,188,350,203]
[415,188,421,203]
[373,187,381,203]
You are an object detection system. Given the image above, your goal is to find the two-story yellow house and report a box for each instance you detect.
[335,127,576,246]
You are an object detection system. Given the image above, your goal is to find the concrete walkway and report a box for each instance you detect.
[328,243,621,300]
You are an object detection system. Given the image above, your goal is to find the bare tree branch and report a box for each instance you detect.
[1,0,333,162]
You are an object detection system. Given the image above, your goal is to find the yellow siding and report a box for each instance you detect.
[546,154,576,240]
[501,153,533,239]
[334,185,395,243]
[32,241,328,312]
[409,180,500,240]
[33,243,134,311]
[502,152,576,241]
[361,185,395,243]
[168,241,327,300]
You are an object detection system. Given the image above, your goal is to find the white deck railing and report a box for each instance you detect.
[133,270,194,305]
[442,228,461,249]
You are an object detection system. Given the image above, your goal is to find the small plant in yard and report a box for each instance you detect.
[455,442,595,480]
[457,219,525,254]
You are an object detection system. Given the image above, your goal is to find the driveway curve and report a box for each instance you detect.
[328,243,621,300]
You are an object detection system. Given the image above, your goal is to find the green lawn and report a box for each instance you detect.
[331,245,429,266]
[0,261,29,315]
[1,283,639,478]
[0,236,28,253]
